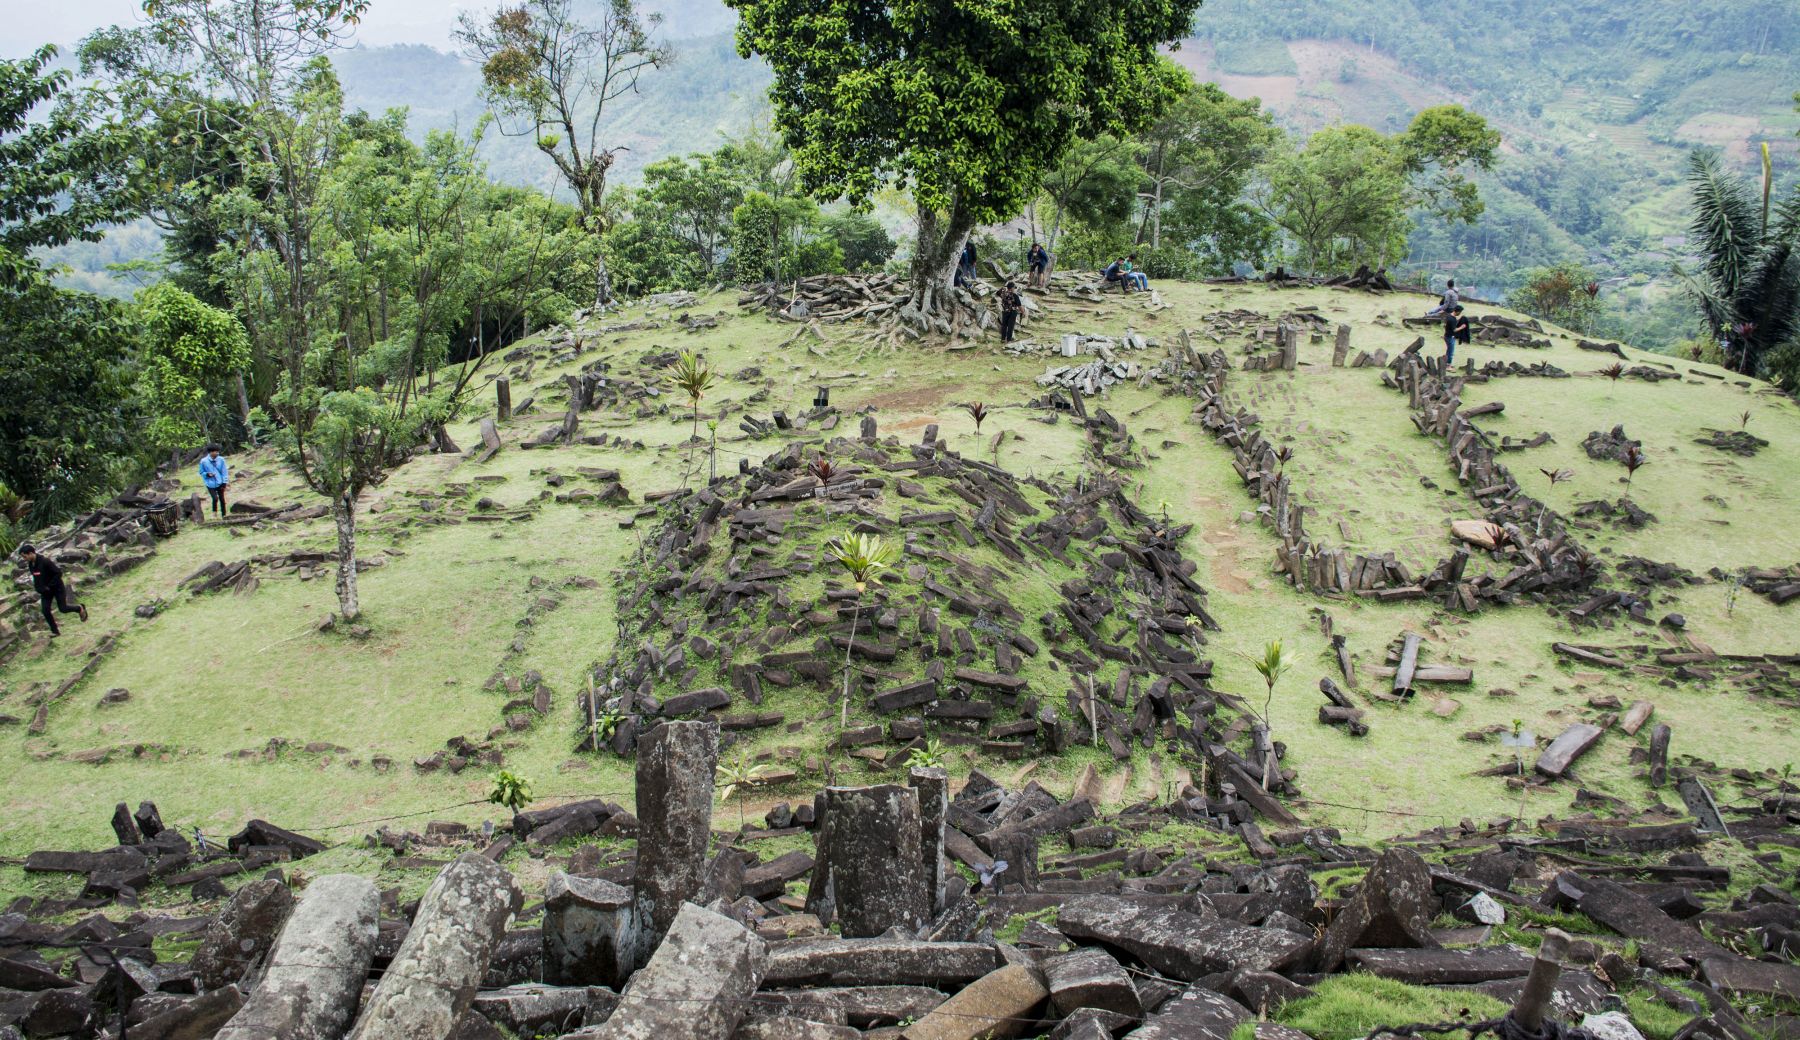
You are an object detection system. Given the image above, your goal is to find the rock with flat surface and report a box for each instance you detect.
[1535,723,1604,778]
[898,964,1048,1040]
[763,938,999,988]
[592,903,765,1040]
[1571,876,1731,962]
[1043,947,1141,1019]
[131,987,246,1040]
[1347,947,1533,985]
[1699,957,1800,999]
[1056,897,1311,980]
[812,785,928,937]
[545,872,634,987]
[1313,849,1439,971]
[215,874,380,1040]
[470,985,601,1036]
[348,853,520,1040]
[1124,985,1249,1040]
[191,879,294,990]
[751,986,946,1028]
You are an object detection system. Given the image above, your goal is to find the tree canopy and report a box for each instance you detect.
[728,0,1201,320]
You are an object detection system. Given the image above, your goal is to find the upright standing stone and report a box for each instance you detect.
[910,767,949,915]
[592,904,767,1040]
[348,854,519,1040]
[1333,325,1351,367]
[860,415,878,442]
[496,378,512,420]
[110,803,142,846]
[631,720,720,968]
[1648,724,1671,788]
[1312,848,1439,971]
[814,786,928,938]
[544,872,634,987]
[215,874,379,1040]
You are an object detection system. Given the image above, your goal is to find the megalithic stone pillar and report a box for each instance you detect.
[215,874,379,1040]
[630,720,719,968]
[496,378,512,420]
[592,903,767,1040]
[348,853,519,1040]
[819,785,928,938]
[1649,723,1671,788]
[543,872,633,987]
[909,767,949,915]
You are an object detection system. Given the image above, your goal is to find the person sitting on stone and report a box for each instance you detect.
[1121,254,1149,292]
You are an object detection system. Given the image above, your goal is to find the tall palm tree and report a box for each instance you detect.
[1677,149,1800,375]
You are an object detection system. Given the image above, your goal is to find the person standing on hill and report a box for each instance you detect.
[1027,242,1049,288]
[955,238,978,288]
[998,281,1023,343]
[1443,304,1471,365]
[18,544,87,637]
[198,445,230,519]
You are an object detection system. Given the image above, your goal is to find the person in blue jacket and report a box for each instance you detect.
[198,445,230,518]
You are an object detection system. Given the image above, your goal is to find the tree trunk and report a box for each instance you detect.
[899,203,973,331]
[333,492,360,620]
[594,240,612,313]
[234,373,252,428]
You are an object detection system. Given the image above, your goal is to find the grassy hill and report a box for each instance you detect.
[4,277,1797,903]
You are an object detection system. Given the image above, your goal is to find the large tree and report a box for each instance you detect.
[457,0,672,311]
[728,0,1200,329]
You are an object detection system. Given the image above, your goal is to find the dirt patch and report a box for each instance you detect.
[865,384,950,412]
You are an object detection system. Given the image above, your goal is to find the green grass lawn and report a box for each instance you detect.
[3,279,1797,868]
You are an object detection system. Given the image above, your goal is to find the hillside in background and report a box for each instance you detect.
[40,0,1800,351]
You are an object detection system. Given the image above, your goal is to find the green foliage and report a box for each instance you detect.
[487,769,533,812]
[820,211,896,273]
[1508,263,1605,335]
[135,283,251,448]
[0,276,141,524]
[281,387,423,503]
[1258,125,1413,274]
[1274,974,1510,1040]
[909,736,947,770]
[729,0,1199,289]
[825,532,899,593]
[0,45,142,286]
[730,191,781,284]
[1397,106,1502,224]
[1677,150,1800,375]
[1134,79,1281,273]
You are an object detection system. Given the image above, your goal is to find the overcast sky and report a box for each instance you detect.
[4,0,471,58]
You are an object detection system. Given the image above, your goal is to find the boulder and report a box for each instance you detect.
[1123,985,1249,1040]
[191,879,294,990]
[131,987,245,1040]
[1313,849,1438,971]
[589,903,766,1040]
[348,853,521,1040]
[545,872,635,990]
[810,786,928,937]
[898,964,1048,1040]
[1043,947,1141,1020]
[1056,897,1311,980]
[215,874,380,1040]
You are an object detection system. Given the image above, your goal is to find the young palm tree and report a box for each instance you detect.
[673,351,715,477]
[1676,150,1800,376]
[825,532,900,727]
[1242,639,1289,791]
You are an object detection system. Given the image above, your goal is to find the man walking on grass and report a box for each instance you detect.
[199,445,230,519]
[1444,304,1471,365]
[998,281,1023,343]
[18,544,86,637]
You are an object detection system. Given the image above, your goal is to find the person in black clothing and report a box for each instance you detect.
[1026,242,1049,288]
[998,281,1023,343]
[954,239,978,288]
[1443,304,1471,365]
[19,544,87,636]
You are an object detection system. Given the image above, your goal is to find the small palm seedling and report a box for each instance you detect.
[1536,467,1574,534]
[1621,444,1647,501]
[812,457,837,483]
[673,351,715,478]
[1241,639,1289,791]
[587,708,626,751]
[716,751,766,830]
[706,419,720,482]
[1741,410,1753,430]
[965,402,989,433]
[1600,362,1625,382]
[488,770,533,813]
[1274,445,1294,475]
[825,532,901,726]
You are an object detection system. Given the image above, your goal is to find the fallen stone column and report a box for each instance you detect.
[544,872,634,987]
[215,873,380,1040]
[591,903,767,1040]
[348,852,520,1040]
[630,720,719,968]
